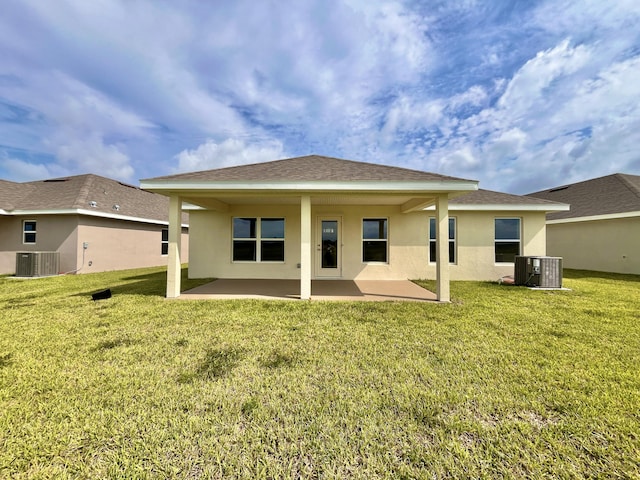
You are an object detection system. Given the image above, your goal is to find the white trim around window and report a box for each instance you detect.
[23,220,37,244]
[429,216,456,264]
[494,217,521,263]
[362,218,388,263]
[232,217,285,262]
[161,228,169,256]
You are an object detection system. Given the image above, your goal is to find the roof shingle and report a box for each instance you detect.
[527,173,640,220]
[451,189,564,207]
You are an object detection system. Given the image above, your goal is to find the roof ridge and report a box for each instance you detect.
[74,174,96,209]
[616,173,640,198]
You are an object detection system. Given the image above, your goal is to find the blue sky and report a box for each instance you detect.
[1,0,639,193]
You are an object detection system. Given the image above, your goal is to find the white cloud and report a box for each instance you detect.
[438,145,480,171]
[449,86,488,109]
[0,156,53,182]
[497,40,591,117]
[55,134,134,181]
[381,96,445,141]
[174,138,285,173]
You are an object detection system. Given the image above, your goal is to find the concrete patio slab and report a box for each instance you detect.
[178,279,436,302]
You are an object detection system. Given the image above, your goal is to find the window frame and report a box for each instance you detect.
[494,217,521,263]
[161,228,169,256]
[362,218,388,264]
[23,220,37,244]
[429,216,456,264]
[232,217,285,263]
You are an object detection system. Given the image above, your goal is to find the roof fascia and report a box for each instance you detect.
[140,180,479,193]
[547,210,640,224]
[3,208,189,228]
[424,204,570,212]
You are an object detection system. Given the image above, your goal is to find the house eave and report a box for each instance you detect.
[140,180,479,194]
[547,210,640,224]
[424,204,570,212]
[2,208,189,228]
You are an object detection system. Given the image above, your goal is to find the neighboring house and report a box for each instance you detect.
[527,173,640,274]
[141,155,567,301]
[0,174,189,275]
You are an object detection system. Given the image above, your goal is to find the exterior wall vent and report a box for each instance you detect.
[514,256,563,288]
[89,201,97,208]
[113,204,120,211]
[15,252,60,277]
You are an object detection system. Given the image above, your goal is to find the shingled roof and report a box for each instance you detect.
[0,174,186,224]
[527,173,640,220]
[143,155,475,183]
[450,188,566,208]
[0,179,32,210]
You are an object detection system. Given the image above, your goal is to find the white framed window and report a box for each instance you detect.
[429,217,456,264]
[232,217,285,262]
[495,218,521,263]
[161,228,169,255]
[23,220,37,244]
[362,218,388,263]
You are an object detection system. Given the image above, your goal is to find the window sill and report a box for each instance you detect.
[232,261,286,264]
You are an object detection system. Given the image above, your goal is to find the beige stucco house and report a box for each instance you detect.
[0,174,189,275]
[528,173,640,274]
[141,155,567,301]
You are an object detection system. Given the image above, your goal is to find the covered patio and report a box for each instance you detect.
[177,279,437,302]
[141,156,480,303]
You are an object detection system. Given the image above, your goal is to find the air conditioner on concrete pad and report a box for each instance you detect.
[514,256,563,288]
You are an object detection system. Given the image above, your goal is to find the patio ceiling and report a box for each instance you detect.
[181,192,441,211]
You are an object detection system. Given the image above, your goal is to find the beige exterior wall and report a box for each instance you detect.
[0,214,188,275]
[424,210,547,281]
[0,215,77,274]
[77,217,189,274]
[188,205,548,281]
[0,217,22,274]
[546,217,640,274]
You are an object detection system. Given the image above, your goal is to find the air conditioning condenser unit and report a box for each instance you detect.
[514,256,562,288]
[15,252,60,277]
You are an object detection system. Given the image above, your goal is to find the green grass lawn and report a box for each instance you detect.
[1,267,639,479]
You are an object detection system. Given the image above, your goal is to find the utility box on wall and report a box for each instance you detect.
[514,256,563,288]
[15,252,60,277]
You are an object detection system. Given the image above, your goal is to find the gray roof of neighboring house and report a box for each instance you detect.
[0,174,187,224]
[527,173,640,220]
[0,179,32,210]
[142,154,476,183]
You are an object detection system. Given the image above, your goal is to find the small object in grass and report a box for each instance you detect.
[91,288,112,301]
[499,275,515,285]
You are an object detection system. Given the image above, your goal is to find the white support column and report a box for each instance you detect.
[435,194,450,302]
[166,196,182,298]
[300,195,312,300]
